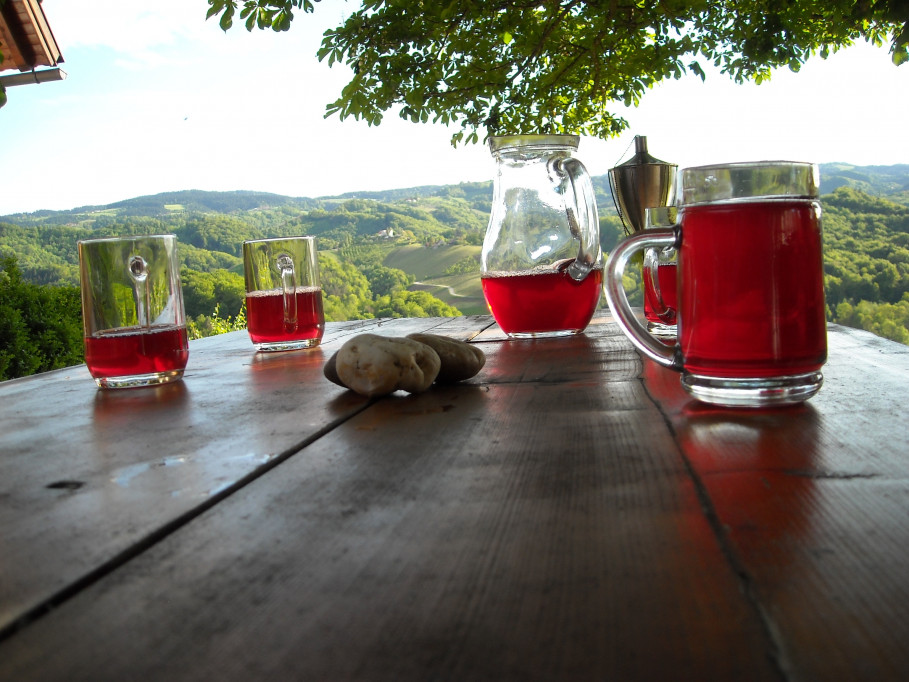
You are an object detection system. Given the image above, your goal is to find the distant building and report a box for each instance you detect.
[376,228,395,239]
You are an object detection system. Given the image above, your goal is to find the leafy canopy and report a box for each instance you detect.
[207,0,908,144]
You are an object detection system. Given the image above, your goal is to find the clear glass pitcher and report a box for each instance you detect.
[481,135,602,338]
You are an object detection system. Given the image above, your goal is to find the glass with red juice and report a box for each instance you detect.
[642,206,679,339]
[78,234,189,388]
[643,261,677,325]
[604,161,827,407]
[481,135,602,338]
[243,236,324,351]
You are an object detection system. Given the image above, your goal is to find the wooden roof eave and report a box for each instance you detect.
[0,0,64,73]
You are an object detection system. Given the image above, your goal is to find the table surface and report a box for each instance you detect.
[1,312,908,681]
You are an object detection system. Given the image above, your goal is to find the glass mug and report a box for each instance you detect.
[242,236,324,351]
[481,134,603,338]
[604,161,827,407]
[642,206,678,340]
[78,234,189,389]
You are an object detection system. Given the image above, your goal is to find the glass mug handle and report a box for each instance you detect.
[552,157,599,282]
[127,254,152,329]
[276,253,298,328]
[604,227,681,369]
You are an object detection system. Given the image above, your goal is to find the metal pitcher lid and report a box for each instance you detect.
[613,135,673,169]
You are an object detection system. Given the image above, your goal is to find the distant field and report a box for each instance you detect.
[384,244,480,280]
[410,273,487,316]
[384,244,486,315]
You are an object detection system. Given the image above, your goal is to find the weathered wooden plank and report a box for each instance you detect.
[0,318,780,681]
[643,326,909,680]
[5,315,908,681]
[0,317,491,635]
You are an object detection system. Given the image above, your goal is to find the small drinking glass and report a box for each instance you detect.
[642,206,678,340]
[243,236,324,352]
[78,234,189,389]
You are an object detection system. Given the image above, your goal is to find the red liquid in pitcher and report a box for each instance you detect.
[481,264,602,336]
[246,287,325,345]
[644,262,678,324]
[678,200,827,378]
[84,325,189,379]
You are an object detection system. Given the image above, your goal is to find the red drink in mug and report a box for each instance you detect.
[603,161,827,407]
[78,234,189,389]
[678,200,826,378]
[246,287,325,346]
[85,326,189,381]
[643,262,678,325]
[243,236,323,352]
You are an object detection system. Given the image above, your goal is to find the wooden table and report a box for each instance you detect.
[1,313,908,681]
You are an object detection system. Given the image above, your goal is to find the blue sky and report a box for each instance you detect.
[2,0,908,215]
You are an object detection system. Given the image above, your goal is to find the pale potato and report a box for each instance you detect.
[334,334,441,397]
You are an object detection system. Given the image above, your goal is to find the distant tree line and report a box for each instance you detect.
[823,186,909,343]
[2,185,909,380]
[0,195,477,379]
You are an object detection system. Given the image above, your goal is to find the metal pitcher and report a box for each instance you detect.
[608,136,678,235]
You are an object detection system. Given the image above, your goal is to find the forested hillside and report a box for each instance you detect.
[821,186,909,343]
[2,163,908,380]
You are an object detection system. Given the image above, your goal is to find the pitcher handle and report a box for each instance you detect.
[554,157,600,282]
[604,227,681,368]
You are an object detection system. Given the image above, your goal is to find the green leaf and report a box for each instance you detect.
[219,6,235,31]
[206,2,225,21]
